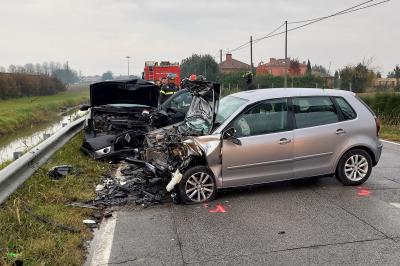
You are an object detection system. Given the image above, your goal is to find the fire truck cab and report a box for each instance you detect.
[143,61,181,87]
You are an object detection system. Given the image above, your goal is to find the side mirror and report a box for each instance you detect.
[223,127,235,140]
[80,104,90,111]
[222,127,242,145]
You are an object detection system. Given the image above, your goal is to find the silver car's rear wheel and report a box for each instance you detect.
[336,149,372,186]
[344,154,369,182]
[178,166,217,204]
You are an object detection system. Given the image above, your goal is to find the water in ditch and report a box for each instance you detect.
[0,109,87,164]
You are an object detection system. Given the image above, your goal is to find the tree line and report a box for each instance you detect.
[0,61,80,84]
[0,73,66,99]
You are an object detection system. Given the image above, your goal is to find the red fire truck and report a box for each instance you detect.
[143,61,181,86]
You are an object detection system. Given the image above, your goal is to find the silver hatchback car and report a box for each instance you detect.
[168,88,383,203]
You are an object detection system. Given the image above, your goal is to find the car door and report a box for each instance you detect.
[292,96,347,178]
[221,98,294,188]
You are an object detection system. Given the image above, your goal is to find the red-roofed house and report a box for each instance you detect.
[256,58,307,77]
[219,53,251,74]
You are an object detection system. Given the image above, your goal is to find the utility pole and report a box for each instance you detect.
[284,21,288,88]
[219,49,222,64]
[126,56,130,77]
[250,36,254,73]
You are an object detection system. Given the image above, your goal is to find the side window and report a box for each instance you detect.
[293,96,339,129]
[169,91,192,111]
[231,98,288,137]
[334,97,356,120]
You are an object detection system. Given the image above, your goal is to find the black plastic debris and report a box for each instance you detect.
[91,162,169,208]
[48,165,74,179]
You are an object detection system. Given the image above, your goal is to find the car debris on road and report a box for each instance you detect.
[48,165,76,179]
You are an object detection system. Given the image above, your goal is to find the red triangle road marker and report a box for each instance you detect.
[208,203,227,213]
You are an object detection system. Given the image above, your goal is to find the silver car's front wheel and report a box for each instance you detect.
[185,172,215,203]
[337,149,372,186]
[178,166,217,204]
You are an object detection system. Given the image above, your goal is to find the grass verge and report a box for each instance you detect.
[381,124,400,143]
[0,160,12,170]
[0,132,111,265]
[0,90,89,136]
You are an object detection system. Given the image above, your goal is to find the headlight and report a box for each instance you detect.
[94,146,112,156]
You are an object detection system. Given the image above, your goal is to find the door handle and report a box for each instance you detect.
[336,129,346,135]
[279,138,291,144]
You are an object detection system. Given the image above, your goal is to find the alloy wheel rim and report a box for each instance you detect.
[344,154,368,181]
[185,172,214,202]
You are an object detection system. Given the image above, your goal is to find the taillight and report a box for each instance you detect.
[375,117,381,136]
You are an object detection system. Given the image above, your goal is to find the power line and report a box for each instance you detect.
[226,22,285,53]
[229,41,251,53]
[288,0,375,24]
[224,0,389,53]
[255,0,390,42]
[253,22,286,43]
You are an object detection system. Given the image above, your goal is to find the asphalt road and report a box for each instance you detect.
[87,141,400,266]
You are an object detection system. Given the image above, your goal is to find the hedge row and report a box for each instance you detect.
[0,73,65,99]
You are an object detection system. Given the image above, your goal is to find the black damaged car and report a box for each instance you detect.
[80,79,192,160]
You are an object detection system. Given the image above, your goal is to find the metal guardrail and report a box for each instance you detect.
[0,117,85,204]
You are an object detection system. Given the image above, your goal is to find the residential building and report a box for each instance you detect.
[256,58,307,76]
[373,78,398,88]
[219,53,251,74]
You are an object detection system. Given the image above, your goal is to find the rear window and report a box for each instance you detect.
[334,97,357,120]
[293,96,339,128]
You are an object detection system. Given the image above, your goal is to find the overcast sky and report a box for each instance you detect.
[0,0,398,76]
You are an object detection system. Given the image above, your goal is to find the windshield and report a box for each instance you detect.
[215,95,248,125]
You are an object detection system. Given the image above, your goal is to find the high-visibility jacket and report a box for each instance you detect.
[159,84,177,104]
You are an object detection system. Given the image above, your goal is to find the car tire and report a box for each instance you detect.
[178,166,217,204]
[336,149,372,186]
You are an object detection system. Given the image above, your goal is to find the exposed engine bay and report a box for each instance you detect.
[90,108,152,135]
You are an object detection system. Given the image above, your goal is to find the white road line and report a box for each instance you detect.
[88,213,117,266]
[390,202,400,209]
[381,139,400,146]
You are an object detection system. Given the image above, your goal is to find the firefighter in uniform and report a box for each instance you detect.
[243,71,256,91]
[159,73,178,104]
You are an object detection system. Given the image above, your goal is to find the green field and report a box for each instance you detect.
[0,90,89,136]
[0,132,111,265]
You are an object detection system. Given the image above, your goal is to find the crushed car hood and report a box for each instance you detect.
[182,80,220,134]
[90,79,159,107]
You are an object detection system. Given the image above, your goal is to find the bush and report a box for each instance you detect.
[360,93,400,125]
[0,73,65,99]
